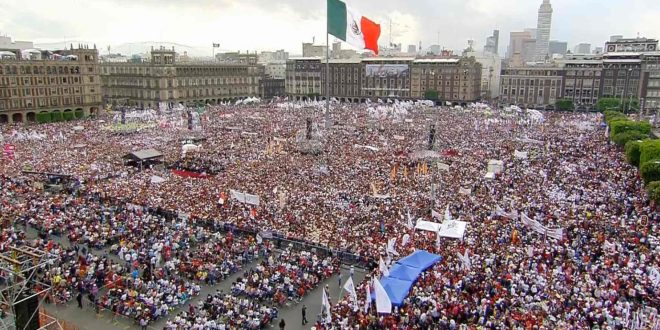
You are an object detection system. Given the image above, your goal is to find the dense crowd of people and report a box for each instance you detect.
[0,100,658,329]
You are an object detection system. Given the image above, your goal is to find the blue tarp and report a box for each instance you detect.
[388,263,421,281]
[396,250,442,271]
[379,250,442,307]
[380,277,415,307]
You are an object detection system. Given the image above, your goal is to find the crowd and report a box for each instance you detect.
[0,100,658,329]
[232,247,338,305]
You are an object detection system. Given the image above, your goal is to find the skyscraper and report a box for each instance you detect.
[484,30,500,54]
[534,0,553,61]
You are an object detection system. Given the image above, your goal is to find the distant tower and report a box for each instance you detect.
[535,0,553,61]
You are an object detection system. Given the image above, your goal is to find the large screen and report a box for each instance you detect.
[366,64,410,78]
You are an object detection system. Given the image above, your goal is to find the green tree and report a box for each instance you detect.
[424,90,439,101]
[36,112,51,124]
[612,131,647,147]
[640,161,660,184]
[596,98,622,112]
[647,181,660,204]
[625,140,644,167]
[640,140,660,165]
[555,99,574,111]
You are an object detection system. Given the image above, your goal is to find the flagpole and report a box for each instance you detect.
[325,17,331,129]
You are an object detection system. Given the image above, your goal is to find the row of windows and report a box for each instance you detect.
[0,96,86,110]
[502,78,559,86]
[1,65,95,75]
[0,75,96,86]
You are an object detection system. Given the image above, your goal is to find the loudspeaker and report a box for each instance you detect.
[15,294,40,330]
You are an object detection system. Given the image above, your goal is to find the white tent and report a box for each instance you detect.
[415,220,442,232]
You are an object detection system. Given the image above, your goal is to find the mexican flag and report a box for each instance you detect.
[327,0,381,55]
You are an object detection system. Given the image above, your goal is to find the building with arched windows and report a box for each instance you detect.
[0,45,102,123]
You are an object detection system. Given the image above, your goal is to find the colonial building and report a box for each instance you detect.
[0,45,102,123]
[411,57,482,103]
[262,78,285,99]
[601,38,658,103]
[559,54,602,110]
[321,59,362,102]
[641,52,660,114]
[285,58,322,99]
[101,47,264,108]
[295,56,482,103]
[362,57,413,99]
[500,66,563,108]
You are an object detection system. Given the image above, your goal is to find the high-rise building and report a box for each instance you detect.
[407,45,417,54]
[484,30,500,54]
[429,45,442,55]
[549,40,568,56]
[507,31,534,60]
[465,51,502,99]
[610,35,624,43]
[573,43,591,54]
[302,43,327,57]
[534,0,553,61]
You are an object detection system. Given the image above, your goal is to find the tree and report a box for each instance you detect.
[640,140,660,165]
[625,140,644,167]
[612,131,647,147]
[596,98,622,112]
[36,112,51,124]
[647,181,660,205]
[555,100,574,111]
[640,161,660,184]
[424,90,439,101]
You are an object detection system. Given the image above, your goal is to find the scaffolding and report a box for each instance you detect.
[0,245,61,330]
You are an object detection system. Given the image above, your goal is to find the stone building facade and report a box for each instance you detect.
[500,66,563,108]
[0,46,102,123]
[101,47,264,108]
[285,58,322,99]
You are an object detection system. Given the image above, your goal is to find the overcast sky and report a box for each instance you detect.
[1,0,659,56]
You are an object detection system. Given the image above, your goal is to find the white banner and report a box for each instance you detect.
[522,213,563,240]
[437,163,450,171]
[230,189,260,206]
[514,150,528,159]
[437,220,468,239]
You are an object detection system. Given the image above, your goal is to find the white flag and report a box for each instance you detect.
[364,284,371,313]
[401,234,410,247]
[321,288,332,323]
[373,278,392,314]
[343,277,358,311]
[386,238,399,256]
[256,233,262,244]
[444,205,452,221]
[431,209,442,221]
[406,209,414,230]
[379,257,389,277]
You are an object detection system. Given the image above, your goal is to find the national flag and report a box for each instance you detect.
[372,278,392,314]
[327,0,381,55]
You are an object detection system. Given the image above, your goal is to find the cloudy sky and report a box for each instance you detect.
[1,0,659,56]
